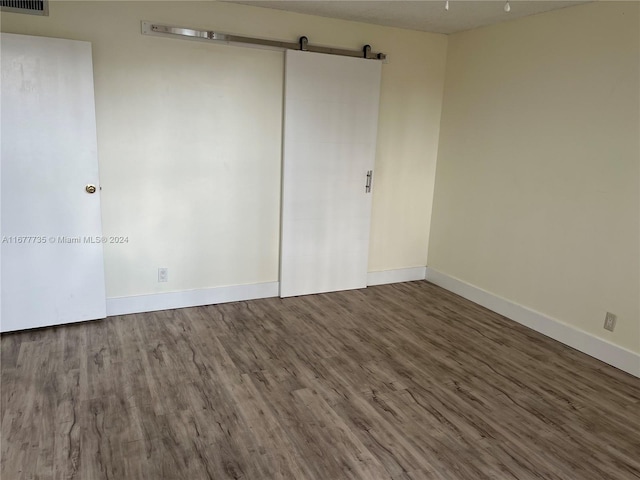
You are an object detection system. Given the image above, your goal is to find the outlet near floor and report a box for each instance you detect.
[603,312,617,332]
[158,267,169,283]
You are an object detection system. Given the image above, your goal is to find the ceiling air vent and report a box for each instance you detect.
[0,0,48,15]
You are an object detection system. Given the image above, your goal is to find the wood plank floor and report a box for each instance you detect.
[2,281,639,479]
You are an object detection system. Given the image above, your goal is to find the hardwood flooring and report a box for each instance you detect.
[1,281,639,479]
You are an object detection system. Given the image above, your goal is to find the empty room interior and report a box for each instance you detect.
[1,0,639,478]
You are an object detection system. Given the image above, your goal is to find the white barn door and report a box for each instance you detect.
[280,50,382,297]
[1,33,106,332]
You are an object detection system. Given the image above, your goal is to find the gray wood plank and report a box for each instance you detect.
[2,281,639,479]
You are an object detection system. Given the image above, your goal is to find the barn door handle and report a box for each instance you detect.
[365,170,373,193]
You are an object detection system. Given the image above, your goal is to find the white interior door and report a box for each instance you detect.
[280,50,382,297]
[1,33,106,332]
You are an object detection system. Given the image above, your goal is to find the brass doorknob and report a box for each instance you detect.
[85,184,97,194]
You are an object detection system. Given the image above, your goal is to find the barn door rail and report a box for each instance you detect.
[141,21,387,61]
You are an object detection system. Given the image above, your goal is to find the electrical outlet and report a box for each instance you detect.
[158,267,168,283]
[603,312,617,332]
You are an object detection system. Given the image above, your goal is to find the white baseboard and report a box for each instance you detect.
[107,267,428,317]
[106,281,280,316]
[426,267,640,378]
[367,266,427,286]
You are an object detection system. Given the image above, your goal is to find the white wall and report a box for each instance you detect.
[1,1,448,298]
[429,2,640,354]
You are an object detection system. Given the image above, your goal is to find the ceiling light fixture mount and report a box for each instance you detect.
[446,0,512,16]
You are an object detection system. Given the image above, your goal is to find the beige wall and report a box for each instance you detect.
[429,2,640,353]
[1,1,448,297]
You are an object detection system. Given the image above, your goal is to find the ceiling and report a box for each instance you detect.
[227,1,591,34]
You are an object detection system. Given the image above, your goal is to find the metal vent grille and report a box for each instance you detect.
[0,0,48,15]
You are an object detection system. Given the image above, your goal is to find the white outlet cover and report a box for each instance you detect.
[158,268,168,282]
[604,312,617,332]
